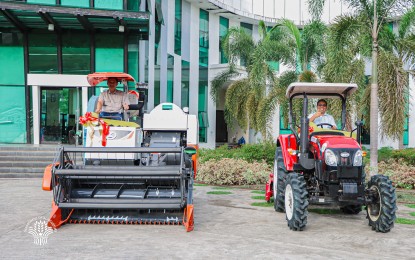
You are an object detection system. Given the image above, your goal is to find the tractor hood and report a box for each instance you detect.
[312,135,361,149]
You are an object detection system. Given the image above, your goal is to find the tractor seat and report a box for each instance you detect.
[310,131,345,138]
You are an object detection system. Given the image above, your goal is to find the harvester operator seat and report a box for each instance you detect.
[86,96,99,112]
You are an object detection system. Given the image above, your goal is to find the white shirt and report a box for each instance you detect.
[308,113,336,129]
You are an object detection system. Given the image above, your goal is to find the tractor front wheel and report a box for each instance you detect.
[284,173,308,231]
[273,147,286,212]
[366,175,397,233]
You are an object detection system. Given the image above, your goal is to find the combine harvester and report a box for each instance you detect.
[42,73,198,232]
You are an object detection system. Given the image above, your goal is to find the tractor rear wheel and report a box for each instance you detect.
[273,147,286,212]
[366,175,397,233]
[284,173,308,231]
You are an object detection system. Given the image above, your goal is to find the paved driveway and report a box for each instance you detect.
[0,178,414,259]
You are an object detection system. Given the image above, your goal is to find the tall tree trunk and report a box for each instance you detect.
[398,135,404,150]
[370,1,379,176]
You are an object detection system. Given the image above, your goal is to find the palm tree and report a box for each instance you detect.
[210,21,293,135]
[259,19,327,133]
[308,0,415,173]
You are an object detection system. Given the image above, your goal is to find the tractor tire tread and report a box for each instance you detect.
[366,175,397,233]
[286,173,308,231]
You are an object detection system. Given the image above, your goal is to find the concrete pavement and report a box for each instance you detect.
[0,178,414,259]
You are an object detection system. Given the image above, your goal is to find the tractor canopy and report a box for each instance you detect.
[286,82,358,99]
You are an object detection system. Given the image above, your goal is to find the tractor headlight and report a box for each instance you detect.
[353,150,363,166]
[325,149,338,166]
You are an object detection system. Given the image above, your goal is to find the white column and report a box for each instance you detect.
[159,0,169,103]
[188,4,199,116]
[82,87,88,115]
[173,54,182,107]
[32,85,40,145]
[147,0,156,111]
[409,75,415,147]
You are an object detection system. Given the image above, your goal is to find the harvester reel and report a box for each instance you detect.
[284,173,308,231]
[366,175,397,233]
[273,147,286,212]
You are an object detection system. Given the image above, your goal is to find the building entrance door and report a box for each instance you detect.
[40,87,81,144]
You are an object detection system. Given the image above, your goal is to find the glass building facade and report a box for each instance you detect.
[0,0,412,148]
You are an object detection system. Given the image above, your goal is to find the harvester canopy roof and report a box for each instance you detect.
[87,72,136,87]
[286,82,358,99]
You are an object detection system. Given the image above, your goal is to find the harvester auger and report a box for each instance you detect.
[42,73,198,232]
[265,82,397,232]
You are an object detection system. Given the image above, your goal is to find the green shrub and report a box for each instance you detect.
[364,147,415,166]
[199,142,276,166]
[375,160,415,189]
[196,158,271,185]
[378,147,394,162]
[391,148,415,165]
[198,145,237,163]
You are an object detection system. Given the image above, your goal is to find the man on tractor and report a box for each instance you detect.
[308,99,337,129]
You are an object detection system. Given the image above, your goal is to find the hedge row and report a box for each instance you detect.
[198,142,276,166]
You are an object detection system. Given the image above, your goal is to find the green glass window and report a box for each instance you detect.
[198,67,208,143]
[95,33,123,93]
[267,61,279,72]
[199,9,209,48]
[240,22,252,67]
[154,65,160,106]
[62,31,90,75]
[199,9,209,142]
[27,0,56,5]
[127,0,141,11]
[167,54,174,102]
[0,32,26,143]
[154,1,162,106]
[94,0,123,10]
[0,32,24,85]
[29,33,58,74]
[404,94,409,146]
[181,60,190,108]
[219,16,229,64]
[279,109,291,135]
[0,85,27,143]
[240,22,253,35]
[128,35,139,87]
[174,0,182,55]
[61,0,89,7]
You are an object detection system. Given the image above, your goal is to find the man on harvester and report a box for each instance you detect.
[95,77,130,121]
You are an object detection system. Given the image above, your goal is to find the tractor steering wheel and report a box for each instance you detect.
[316,123,334,129]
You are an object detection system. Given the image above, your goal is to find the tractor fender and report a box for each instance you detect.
[278,134,298,171]
[187,144,199,178]
[265,173,274,202]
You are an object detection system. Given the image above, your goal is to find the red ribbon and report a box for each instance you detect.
[79,112,110,147]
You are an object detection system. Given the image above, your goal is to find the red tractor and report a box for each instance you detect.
[265,82,397,232]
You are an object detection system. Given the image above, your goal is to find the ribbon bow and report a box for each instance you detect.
[79,112,110,146]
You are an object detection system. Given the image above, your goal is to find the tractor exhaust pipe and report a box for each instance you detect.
[355,120,363,144]
[298,93,314,170]
[300,93,309,155]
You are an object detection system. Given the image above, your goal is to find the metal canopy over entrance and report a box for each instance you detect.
[28,74,91,145]
[0,2,149,38]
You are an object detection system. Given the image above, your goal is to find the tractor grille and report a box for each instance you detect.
[331,148,358,166]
